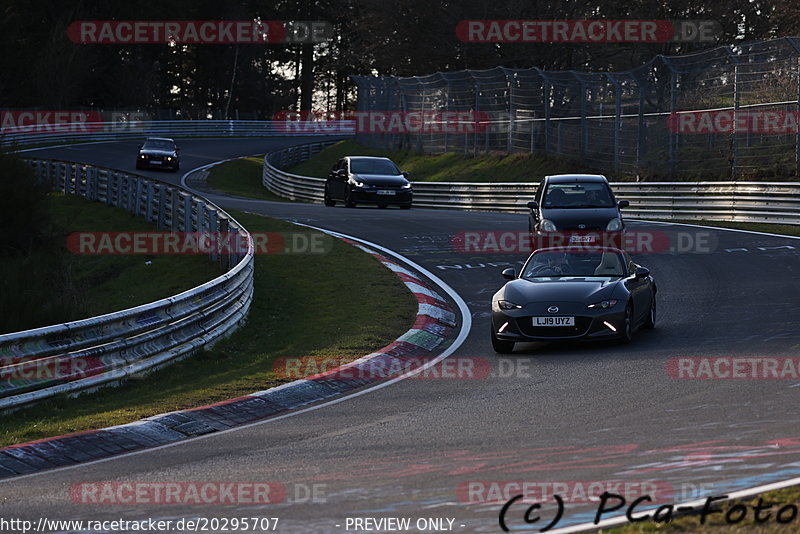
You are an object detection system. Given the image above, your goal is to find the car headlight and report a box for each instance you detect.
[540,219,557,232]
[166,156,172,161]
[139,154,146,158]
[498,300,523,310]
[606,218,623,231]
[401,183,412,189]
[353,180,367,188]
[588,299,618,309]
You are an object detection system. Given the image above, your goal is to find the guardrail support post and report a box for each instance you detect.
[157,184,167,229]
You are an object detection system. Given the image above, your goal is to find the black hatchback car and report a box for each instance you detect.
[527,174,629,249]
[136,137,181,172]
[324,156,412,208]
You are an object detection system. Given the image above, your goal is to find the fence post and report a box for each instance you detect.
[732,61,740,180]
[208,209,218,262]
[145,182,155,222]
[183,194,192,232]
[170,188,180,231]
[668,67,679,177]
[157,184,167,229]
[543,76,551,154]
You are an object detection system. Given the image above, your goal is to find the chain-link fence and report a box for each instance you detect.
[351,37,800,180]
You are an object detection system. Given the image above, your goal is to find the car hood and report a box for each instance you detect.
[352,173,408,186]
[501,278,620,303]
[140,149,176,156]
[540,207,620,229]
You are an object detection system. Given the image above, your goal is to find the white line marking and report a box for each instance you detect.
[636,219,800,240]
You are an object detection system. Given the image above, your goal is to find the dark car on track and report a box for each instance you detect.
[324,156,412,208]
[527,174,629,249]
[490,246,656,353]
[136,137,181,172]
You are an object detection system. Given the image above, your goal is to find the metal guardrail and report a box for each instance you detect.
[0,160,255,411]
[263,141,800,225]
[1,120,355,148]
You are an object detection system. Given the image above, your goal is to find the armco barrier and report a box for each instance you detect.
[263,142,800,225]
[0,160,254,411]
[1,119,355,148]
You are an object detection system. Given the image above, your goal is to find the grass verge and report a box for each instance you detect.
[606,486,800,533]
[205,156,295,202]
[0,194,222,333]
[287,139,598,183]
[0,209,418,447]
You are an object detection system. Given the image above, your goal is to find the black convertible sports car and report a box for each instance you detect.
[490,246,656,353]
[136,137,181,172]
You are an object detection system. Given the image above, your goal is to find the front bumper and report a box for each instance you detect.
[492,303,626,341]
[138,155,179,169]
[352,189,412,205]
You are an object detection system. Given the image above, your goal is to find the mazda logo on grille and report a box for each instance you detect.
[548,306,559,313]
[578,224,586,229]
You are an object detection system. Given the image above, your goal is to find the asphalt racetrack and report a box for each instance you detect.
[5,138,800,533]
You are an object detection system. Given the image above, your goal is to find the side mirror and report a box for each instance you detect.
[634,266,650,279]
[336,169,347,178]
[138,143,143,149]
[526,200,538,210]
[618,200,630,209]
[401,171,409,178]
[175,147,180,152]
[501,268,517,280]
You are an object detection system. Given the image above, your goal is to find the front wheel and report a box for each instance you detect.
[324,187,335,207]
[491,328,515,354]
[344,187,357,208]
[399,203,412,209]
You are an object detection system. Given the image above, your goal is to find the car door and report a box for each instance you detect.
[625,256,650,322]
[329,159,347,199]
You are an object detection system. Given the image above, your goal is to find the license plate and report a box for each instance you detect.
[150,160,162,165]
[533,316,575,326]
[569,235,595,243]
[377,190,395,195]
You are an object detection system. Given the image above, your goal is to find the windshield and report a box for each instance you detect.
[349,158,400,175]
[543,182,615,208]
[142,139,174,150]
[521,251,625,278]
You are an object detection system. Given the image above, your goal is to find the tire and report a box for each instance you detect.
[642,291,656,329]
[400,203,412,209]
[344,187,357,208]
[378,204,388,209]
[619,303,634,344]
[491,327,515,354]
[324,187,335,207]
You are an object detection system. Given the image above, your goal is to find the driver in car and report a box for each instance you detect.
[530,253,573,276]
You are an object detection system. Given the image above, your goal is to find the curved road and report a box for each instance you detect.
[3,138,800,533]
